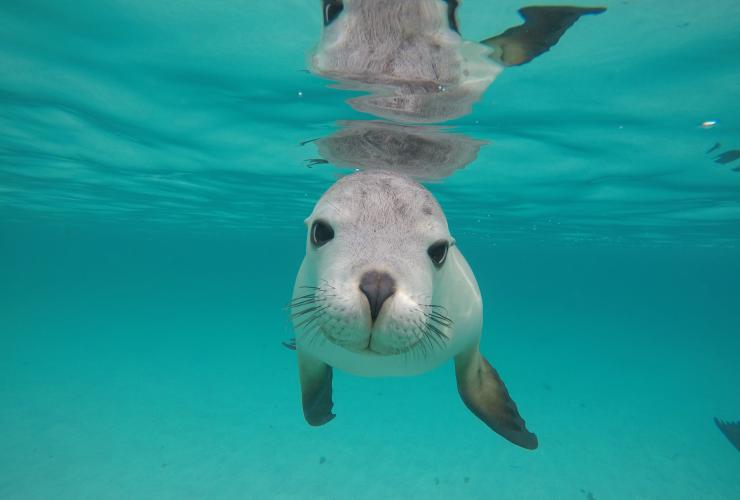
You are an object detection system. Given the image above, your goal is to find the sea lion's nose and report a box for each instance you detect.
[359,270,396,322]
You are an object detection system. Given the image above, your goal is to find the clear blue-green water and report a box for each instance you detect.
[1,1,739,499]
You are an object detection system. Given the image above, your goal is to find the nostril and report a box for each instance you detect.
[359,270,396,322]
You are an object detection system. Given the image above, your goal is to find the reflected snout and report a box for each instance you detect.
[359,270,396,322]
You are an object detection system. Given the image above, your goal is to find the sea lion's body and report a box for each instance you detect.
[290,170,537,449]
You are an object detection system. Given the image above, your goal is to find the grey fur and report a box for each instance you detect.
[300,170,449,356]
[319,170,444,228]
[310,0,498,122]
[314,120,487,180]
[309,0,606,122]
[312,0,462,85]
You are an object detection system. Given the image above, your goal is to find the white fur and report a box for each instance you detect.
[292,171,482,376]
[315,120,487,180]
[308,0,502,122]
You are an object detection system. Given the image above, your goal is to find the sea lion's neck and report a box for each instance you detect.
[343,0,448,37]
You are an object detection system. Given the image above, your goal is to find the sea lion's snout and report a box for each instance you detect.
[359,270,396,323]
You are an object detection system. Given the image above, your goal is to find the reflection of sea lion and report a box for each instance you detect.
[311,120,486,180]
[311,0,605,122]
[290,170,537,449]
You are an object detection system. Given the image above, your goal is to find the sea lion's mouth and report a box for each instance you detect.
[289,282,453,357]
[313,306,453,357]
[324,332,416,356]
[337,333,426,357]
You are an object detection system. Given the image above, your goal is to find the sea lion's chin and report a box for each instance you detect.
[328,337,418,357]
[323,320,423,357]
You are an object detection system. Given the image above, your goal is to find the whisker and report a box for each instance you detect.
[304,317,329,348]
[419,304,450,314]
[417,304,452,319]
[295,311,327,346]
[426,321,449,341]
[287,298,319,309]
[291,304,326,319]
[286,285,336,310]
[319,279,336,290]
[294,306,330,326]
[287,295,317,304]
[413,320,432,360]
[424,325,446,350]
[288,294,317,304]
[424,312,453,327]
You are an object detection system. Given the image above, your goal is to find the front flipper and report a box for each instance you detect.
[482,6,606,67]
[298,351,335,426]
[454,343,538,449]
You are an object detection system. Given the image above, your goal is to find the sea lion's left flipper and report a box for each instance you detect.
[454,343,538,449]
[482,6,606,67]
[298,351,335,426]
[714,418,740,451]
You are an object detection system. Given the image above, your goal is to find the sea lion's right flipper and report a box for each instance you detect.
[454,343,538,449]
[714,418,740,451]
[482,6,606,67]
[298,351,335,426]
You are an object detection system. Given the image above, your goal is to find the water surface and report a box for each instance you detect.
[1,1,739,499]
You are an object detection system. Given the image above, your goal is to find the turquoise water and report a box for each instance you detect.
[1,1,739,499]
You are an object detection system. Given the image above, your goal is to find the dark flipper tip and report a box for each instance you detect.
[714,417,740,451]
[299,354,336,427]
[482,5,607,67]
[455,347,538,450]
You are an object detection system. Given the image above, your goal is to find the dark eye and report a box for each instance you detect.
[322,0,344,26]
[311,220,334,247]
[442,0,460,33]
[427,240,449,267]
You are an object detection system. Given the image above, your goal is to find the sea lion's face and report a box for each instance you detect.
[310,0,500,122]
[311,0,463,85]
[292,171,455,356]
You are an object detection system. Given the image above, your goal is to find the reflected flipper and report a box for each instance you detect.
[298,351,335,426]
[714,418,740,451]
[482,6,606,67]
[455,343,538,449]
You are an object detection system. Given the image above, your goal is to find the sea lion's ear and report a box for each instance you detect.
[481,6,606,67]
[454,343,538,449]
[298,351,336,426]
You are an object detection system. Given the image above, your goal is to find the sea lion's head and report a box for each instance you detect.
[309,1,606,123]
[313,120,487,180]
[309,0,500,122]
[291,170,455,356]
[312,0,463,85]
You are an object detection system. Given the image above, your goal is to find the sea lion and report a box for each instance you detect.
[310,0,606,122]
[289,170,537,449]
